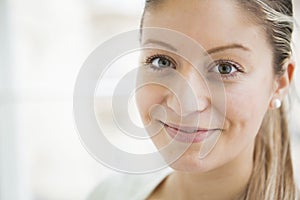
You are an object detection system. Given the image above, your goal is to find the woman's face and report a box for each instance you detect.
[136,0,276,172]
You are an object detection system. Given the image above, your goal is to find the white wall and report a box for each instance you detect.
[3,0,143,199]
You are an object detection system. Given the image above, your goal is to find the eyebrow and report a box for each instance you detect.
[206,44,251,55]
[142,39,251,54]
[142,39,178,52]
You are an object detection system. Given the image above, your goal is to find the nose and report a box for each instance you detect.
[166,64,210,117]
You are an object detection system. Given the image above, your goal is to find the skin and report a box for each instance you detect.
[135,0,295,199]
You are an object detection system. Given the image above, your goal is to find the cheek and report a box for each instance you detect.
[225,83,271,138]
[136,86,166,123]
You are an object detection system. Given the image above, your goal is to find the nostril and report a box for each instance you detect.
[166,92,210,117]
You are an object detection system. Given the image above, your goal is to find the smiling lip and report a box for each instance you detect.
[159,121,220,143]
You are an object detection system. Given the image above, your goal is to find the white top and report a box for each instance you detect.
[88,168,173,200]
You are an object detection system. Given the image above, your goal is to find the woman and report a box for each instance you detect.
[89,0,299,199]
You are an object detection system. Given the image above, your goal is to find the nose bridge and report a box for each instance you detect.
[166,64,210,116]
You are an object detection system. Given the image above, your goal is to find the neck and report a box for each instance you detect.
[163,144,254,200]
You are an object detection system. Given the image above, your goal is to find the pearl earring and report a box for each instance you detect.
[272,99,281,109]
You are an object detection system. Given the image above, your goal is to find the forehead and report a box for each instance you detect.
[142,0,268,53]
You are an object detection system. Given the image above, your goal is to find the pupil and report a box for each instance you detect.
[158,59,169,67]
[218,64,231,74]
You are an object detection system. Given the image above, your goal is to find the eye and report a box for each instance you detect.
[153,57,171,68]
[213,62,237,74]
[208,60,244,80]
[145,55,176,71]
[209,60,244,76]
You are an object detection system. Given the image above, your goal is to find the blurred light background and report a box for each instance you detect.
[0,0,299,199]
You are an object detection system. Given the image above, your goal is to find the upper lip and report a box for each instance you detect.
[159,120,222,133]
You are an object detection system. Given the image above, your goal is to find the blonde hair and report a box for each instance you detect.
[237,1,299,199]
[141,0,299,199]
[244,105,298,200]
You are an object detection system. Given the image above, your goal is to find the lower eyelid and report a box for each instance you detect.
[209,60,243,72]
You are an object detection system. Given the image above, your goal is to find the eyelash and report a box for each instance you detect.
[144,54,177,72]
[143,54,244,79]
[209,58,244,80]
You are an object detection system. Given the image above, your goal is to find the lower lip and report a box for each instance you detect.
[164,125,214,143]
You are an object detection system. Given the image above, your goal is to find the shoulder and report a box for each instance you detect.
[87,168,173,200]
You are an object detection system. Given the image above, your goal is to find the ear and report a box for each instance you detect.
[269,59,295,109]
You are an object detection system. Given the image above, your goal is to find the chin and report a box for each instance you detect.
[166,148,213,173]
